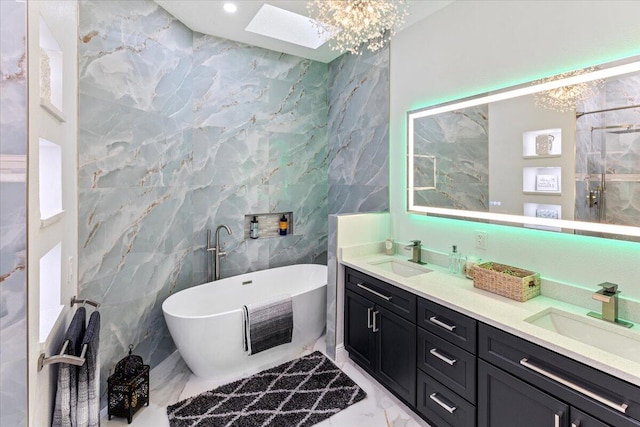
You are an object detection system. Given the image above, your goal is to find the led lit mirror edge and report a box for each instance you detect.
[406,55,640,240]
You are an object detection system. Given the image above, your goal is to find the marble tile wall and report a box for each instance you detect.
[325,46,391,358]
[412,106,489,211]
[77,0,328,405]
[190,33,328,282]
[575,71,640,240]
[0,0,28,425]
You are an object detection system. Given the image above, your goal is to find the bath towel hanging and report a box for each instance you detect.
[77,310,100,427]
[52,307,86,427]
[242,295,293,355]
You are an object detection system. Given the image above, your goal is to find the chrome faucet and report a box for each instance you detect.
[207,225,232,281]
[405,240,424,264]
[587,282,633,328]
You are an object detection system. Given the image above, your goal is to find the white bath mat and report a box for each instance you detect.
[166,351,366,426]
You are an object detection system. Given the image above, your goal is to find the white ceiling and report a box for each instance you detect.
[154,1,453,63]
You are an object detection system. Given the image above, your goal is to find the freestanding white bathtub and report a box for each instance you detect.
[162,264,327,379]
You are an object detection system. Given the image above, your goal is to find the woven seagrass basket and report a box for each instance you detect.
[472,262,540,302]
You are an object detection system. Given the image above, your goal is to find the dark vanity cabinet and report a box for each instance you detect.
[343,266,640,427]
[415,299,477,427]
[478,323,640,427]
[344,267,417,406]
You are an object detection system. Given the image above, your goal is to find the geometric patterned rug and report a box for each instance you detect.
[167,351,366,427]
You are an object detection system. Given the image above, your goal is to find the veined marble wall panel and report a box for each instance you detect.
[191,34,328,283]
[78,0,192,120]
[325,215,338,359]
[78,0,194,405]
[78,95,192,190]
[79,0,329,406]
[327,46,390,215]
[0,0,27,425]
[326,46,391,359]
[412,105,489,211]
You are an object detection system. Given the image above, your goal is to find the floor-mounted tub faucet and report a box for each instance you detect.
[207,225,232,281]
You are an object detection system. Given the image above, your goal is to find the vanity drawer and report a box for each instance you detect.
[571,407,611,427]
[345,267,416,322]
[479,323,640,427]
[418,328,476,404]
[416,370,476,427]
[418,298,476,354]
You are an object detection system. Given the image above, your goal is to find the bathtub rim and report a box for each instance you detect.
[162,263,327,320]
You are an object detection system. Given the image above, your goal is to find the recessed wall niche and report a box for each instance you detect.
[39,16,65,122]
[38,138,64,227]
[523,166,562,195]
[524,202,562,232]
[522,128,562,158]
[39,242,62,343]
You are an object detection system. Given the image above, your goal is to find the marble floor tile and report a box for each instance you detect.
[101,335,430,426]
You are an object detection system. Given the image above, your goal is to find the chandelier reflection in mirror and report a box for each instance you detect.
[307,0,408,55]
[534,67,605,112]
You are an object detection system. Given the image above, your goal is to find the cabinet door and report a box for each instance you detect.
[478,360,568,427]
[344,289,376,372]
[375,305,417,406]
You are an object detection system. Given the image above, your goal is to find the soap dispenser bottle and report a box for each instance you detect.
[449,245,461,274]
[250,216,259,239]
[279,215,288,236]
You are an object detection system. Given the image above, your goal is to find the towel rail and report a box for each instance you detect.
[70,295,100,309]
[38,297,100,371]
[38,341,88,372]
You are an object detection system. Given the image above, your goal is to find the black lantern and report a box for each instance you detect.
[107,345,150,424]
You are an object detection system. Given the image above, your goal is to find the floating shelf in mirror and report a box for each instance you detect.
[407,55,640,241]
[522,129,561,158]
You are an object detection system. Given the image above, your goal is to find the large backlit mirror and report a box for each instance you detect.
[407,56,640,241]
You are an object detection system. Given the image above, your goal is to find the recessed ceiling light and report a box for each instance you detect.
[223,3,237,14]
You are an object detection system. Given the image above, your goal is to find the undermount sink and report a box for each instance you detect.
[525,308,640,364]
[369,259,433,278]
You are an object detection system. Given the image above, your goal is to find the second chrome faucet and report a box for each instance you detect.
[405,240,426,264]
[587,282,633,328]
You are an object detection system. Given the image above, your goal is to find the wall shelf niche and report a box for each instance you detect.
[39,16,65,123]
[522,128,561,158]
[524,202,562,232]
[243,212,293,240]
[39,138,64,228]
[39,242,63,343]
[523,166,562,195]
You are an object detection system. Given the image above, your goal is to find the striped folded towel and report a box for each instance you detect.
[242,295,293,355]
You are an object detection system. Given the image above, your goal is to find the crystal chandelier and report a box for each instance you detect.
[533,67,604,113]
[307,0,409,55]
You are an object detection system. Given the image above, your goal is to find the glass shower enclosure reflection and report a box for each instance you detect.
[575,71,640,230]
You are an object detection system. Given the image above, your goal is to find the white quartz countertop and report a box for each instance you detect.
[341,252,640,386]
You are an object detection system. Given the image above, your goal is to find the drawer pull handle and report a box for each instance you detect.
[571,422,579,427]
[357,283,392,301]
[429,393,457,414]
[554,413,560,427]
[372,310,379,333]
[429,348,457,366]
[367,307,373,329]
[429,316,457,331]
[520,358,628,414]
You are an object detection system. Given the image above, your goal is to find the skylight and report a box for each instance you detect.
[245,4,331,50]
